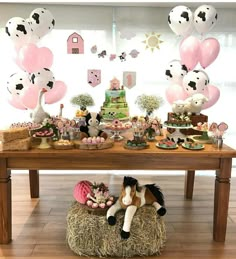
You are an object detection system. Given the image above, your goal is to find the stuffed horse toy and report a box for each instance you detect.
[106,176,166,239]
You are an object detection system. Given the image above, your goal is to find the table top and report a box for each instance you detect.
[1,137,236,159]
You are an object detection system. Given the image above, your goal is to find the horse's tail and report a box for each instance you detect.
[145,184,165,206]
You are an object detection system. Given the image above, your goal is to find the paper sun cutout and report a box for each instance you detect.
[142,32,163,52]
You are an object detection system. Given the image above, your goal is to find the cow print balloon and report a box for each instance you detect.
[29,8,55,38]
[30,68,55,90]
[194,5,217,35]
[168,5,193,36]
[183,70,209,96]
[165,60,188,85]
[7,72,31,96]
[5,17,32,48]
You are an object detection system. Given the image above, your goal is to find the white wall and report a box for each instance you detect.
[0,3,236,157]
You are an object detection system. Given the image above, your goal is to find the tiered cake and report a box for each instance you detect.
[100,78,129,121]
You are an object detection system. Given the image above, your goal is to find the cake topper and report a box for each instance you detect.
[110,77,120,90]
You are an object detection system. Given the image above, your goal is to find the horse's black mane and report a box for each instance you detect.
[123,176,141,192]
[123,176,137,187]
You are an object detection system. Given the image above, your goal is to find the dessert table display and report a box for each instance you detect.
[1,129,236,244]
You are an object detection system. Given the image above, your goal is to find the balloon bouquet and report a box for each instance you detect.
[165,5,220,110]
[5,8,67,110]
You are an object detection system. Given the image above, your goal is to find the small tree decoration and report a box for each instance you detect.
[135,94,164,116]
[70,93,95,111]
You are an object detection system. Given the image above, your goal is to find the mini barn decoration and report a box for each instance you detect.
[67,32,84,54]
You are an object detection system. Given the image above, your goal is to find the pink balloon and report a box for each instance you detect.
[20,85,40,109]
[165,84,188,105]
[202,84,220,109]
[8,95,27,110]
[179,36,201,71]
[200,38,220,69]
[17,43,53,73]
[44,81,67,104]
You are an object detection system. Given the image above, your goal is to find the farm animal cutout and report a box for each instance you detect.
[31,88,50,124]
[106,176,166,239]
[119,52,126,62]
[98,50,107,58]
[91,45,97,54]
[67,32,84,54]
[129,49,140,58]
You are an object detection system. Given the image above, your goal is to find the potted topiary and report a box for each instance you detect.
[70,93,95,117]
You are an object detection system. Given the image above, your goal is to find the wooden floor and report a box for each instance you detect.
[0,171,236,259]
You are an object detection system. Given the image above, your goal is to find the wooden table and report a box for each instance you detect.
[1,140,236,244]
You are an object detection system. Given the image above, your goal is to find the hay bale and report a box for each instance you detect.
[66,202,166,257]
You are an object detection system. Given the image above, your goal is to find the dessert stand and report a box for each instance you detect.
[33,135,54,149]
[102,122,132,142]
[164,124,193,143]
[108,128,129,141]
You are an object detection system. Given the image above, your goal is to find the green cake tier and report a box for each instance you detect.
[100,107,129,121]
[105,90,126,103]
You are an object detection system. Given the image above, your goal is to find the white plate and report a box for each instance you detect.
[156,143,178,150]
[182,143,204,150]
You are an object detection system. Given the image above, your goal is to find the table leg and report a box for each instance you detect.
[29,170,39,198]
[213,158,231,242]
[0,158,12,244]
[184,170,195,199]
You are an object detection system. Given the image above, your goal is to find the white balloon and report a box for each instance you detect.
[30,68,55,90]
[29,8,55,38]
[183,70,209,96]
[7,72,31,96]
[5,17,33,49]
[194,5,218,35]
[168,6,194,36]
[165,60,188,85]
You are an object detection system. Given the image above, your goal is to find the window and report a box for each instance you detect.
[72,37,78,43]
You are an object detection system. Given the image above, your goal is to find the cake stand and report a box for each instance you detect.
[106,128,130,141]
[33,135,54,149]
[164,124,193,143]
